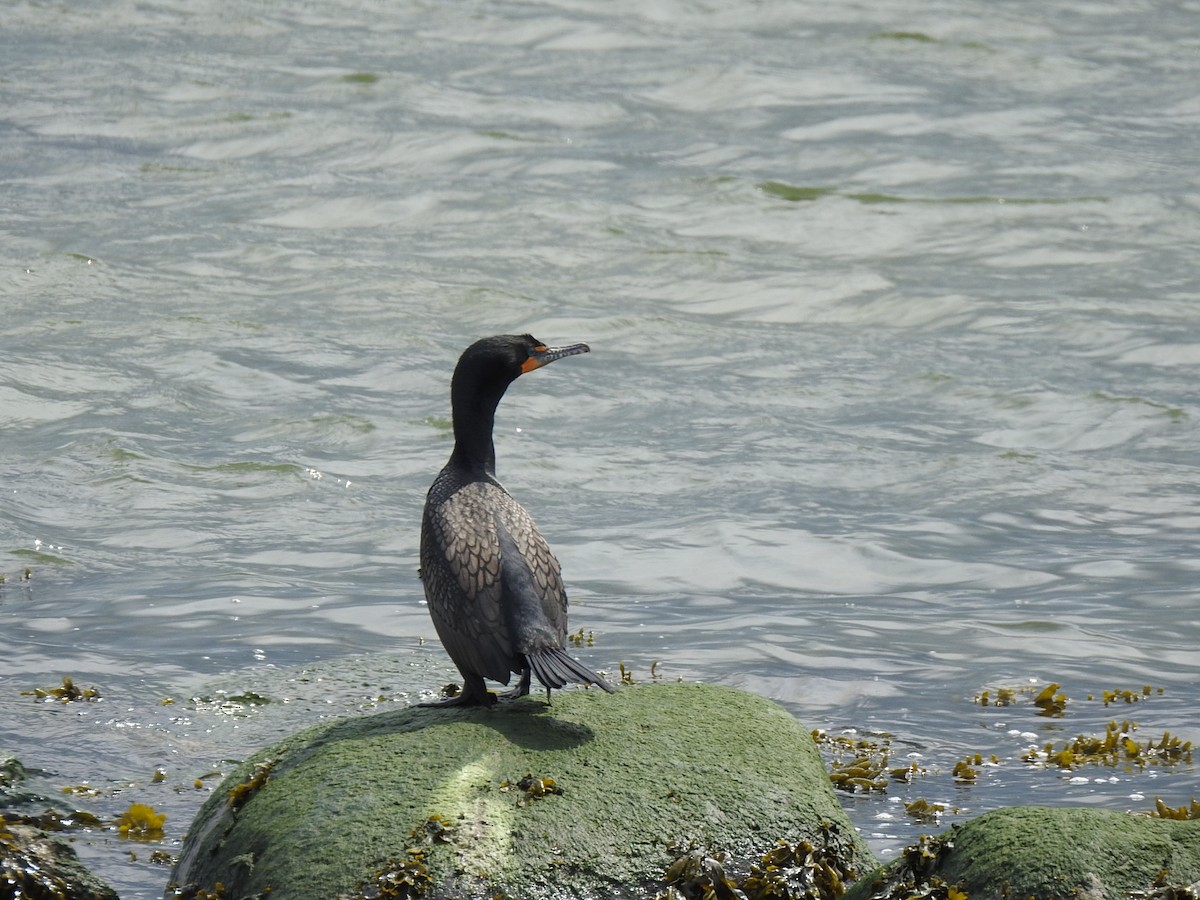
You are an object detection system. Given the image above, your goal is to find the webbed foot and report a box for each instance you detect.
[418,676,496,708]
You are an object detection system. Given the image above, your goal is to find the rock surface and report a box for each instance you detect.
[1,824,120,900]
[168,682,874,898]
[845,805,1200,900]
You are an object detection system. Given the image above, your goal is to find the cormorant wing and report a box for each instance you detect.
[491,487,569,640]
[421,482,516,684]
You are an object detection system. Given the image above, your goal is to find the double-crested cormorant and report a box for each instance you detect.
[419,334,615,706]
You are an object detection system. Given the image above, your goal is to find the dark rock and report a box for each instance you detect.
[1,824,120,900]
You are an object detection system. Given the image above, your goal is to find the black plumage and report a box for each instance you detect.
[419,334,615,706]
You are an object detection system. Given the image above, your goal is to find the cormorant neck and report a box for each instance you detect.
[449,372,515,477]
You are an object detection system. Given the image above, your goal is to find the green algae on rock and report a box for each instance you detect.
[167,682,874,899]
[844,806,1200,900]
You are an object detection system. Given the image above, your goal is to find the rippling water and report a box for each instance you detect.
[3,1,1199,895]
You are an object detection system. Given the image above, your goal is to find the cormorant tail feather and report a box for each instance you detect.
[528,648,616,694]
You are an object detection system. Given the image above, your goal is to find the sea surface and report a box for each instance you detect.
[3,1,1199,896]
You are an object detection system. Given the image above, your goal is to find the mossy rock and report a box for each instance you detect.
[168,682,874,898]
[845,805,1200,900]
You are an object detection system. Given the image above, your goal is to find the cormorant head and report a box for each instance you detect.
[455,334,590,388]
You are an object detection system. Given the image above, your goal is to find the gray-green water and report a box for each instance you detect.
[3,1,1199,896]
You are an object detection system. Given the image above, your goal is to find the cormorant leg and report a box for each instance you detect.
[498,668,532,701]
